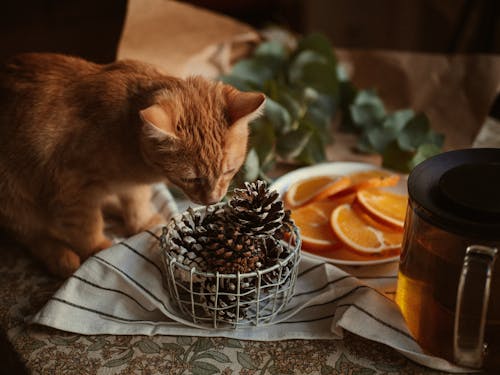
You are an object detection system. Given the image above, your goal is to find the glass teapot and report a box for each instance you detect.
[396,148,500,369]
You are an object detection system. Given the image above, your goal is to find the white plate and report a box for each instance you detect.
[270,162,407,266]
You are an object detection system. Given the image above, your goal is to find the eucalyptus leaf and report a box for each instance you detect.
[276,128,312,159]
[296,131,327,164]
[289,57,338,96]
[220,32,442,175]
[265,98,292,133]
[219,74,253,91]
[364,126,396,153]
[409,143,442,169]
[384,109,415,133]
[304,106,331,134]
[397,112,430,151]
[296,32,337,66]
[275,88,303,120]
[256,40,287,57]
[230,59,274,88]
[250,119,275,169]
[350,90,386,128]
[289,50,327,84]
[426,130,445,148]
[381,141,413,172]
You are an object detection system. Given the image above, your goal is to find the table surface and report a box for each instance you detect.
[0,225,454,375]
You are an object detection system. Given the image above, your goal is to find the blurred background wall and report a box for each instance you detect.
[0,0,499,63]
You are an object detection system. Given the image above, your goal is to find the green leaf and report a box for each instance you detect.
[427,130,445,148]
[289,52,338,96]
[350,90,386,127]
[237,351,259,370]
[338,81,358,131]
[218,74,254,91]
[409,143,442,169]
[296,131,327,164]
[250,119,276,171]
[381,141,414,172]
[196,350,231,363]
[363,126,396,153]
[87,339,107,352]
[26,339,46,351]
[191,361,220,375]
[358,109,413,153]
[255,41,288,58]
[275,89,303,120]
[289,50,328,81]
[230,59,274,89]
[296,32,337,66]
[224,338,243,348]
[104,348,134,368]
[162,343,185,354]
[265,98,292,133]
[48,336,79,346]
[194,337,214,353]
[242,148,260,181]
[276,128,312,160]
[384,109,415,133]
[397,112,430,151]
[177,336,193,346]
[136,338,161,354]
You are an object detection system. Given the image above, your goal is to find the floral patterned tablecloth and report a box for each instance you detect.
[0,237,454,375]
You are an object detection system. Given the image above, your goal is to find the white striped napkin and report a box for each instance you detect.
[30,184,468,373]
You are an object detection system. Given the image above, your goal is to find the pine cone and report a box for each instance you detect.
[227,180,287,239]
[162,179,299,325]
[166,207,208,270]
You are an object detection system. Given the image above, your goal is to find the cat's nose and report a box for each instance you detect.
[203,191,223,205]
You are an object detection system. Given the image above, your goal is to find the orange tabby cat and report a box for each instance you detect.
[0,53,265,278]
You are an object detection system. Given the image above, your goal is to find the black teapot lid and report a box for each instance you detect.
[408,148,500,240]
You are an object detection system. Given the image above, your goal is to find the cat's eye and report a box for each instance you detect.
[223,169,235,176]
[181,177,203,184]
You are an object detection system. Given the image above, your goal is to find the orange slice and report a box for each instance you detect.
[285,175,351,208]
[349,170,401,191]
[291,200,344,251]
[324,170,400,201]
[330,203,403,254]
[357,189,408,228]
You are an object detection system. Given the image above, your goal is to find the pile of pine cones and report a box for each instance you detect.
[160,180,300,326]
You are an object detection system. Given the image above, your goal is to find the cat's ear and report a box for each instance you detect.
[139,104,178,140]
[224,86,266,124]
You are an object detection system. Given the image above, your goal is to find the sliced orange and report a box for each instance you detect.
[285,175,351,208]
[307,245,401,262]
[330,203,403,254]
[357,188,408,228]
[349,170,400,191]
[324,170,400,201]
[290,200,343,251]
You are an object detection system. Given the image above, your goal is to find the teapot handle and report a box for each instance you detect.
[454,245,498,368]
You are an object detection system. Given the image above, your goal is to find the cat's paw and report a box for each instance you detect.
[125,213,166,235]
[49,249,81,278]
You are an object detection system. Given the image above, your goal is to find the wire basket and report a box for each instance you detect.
[160,207,301,329]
